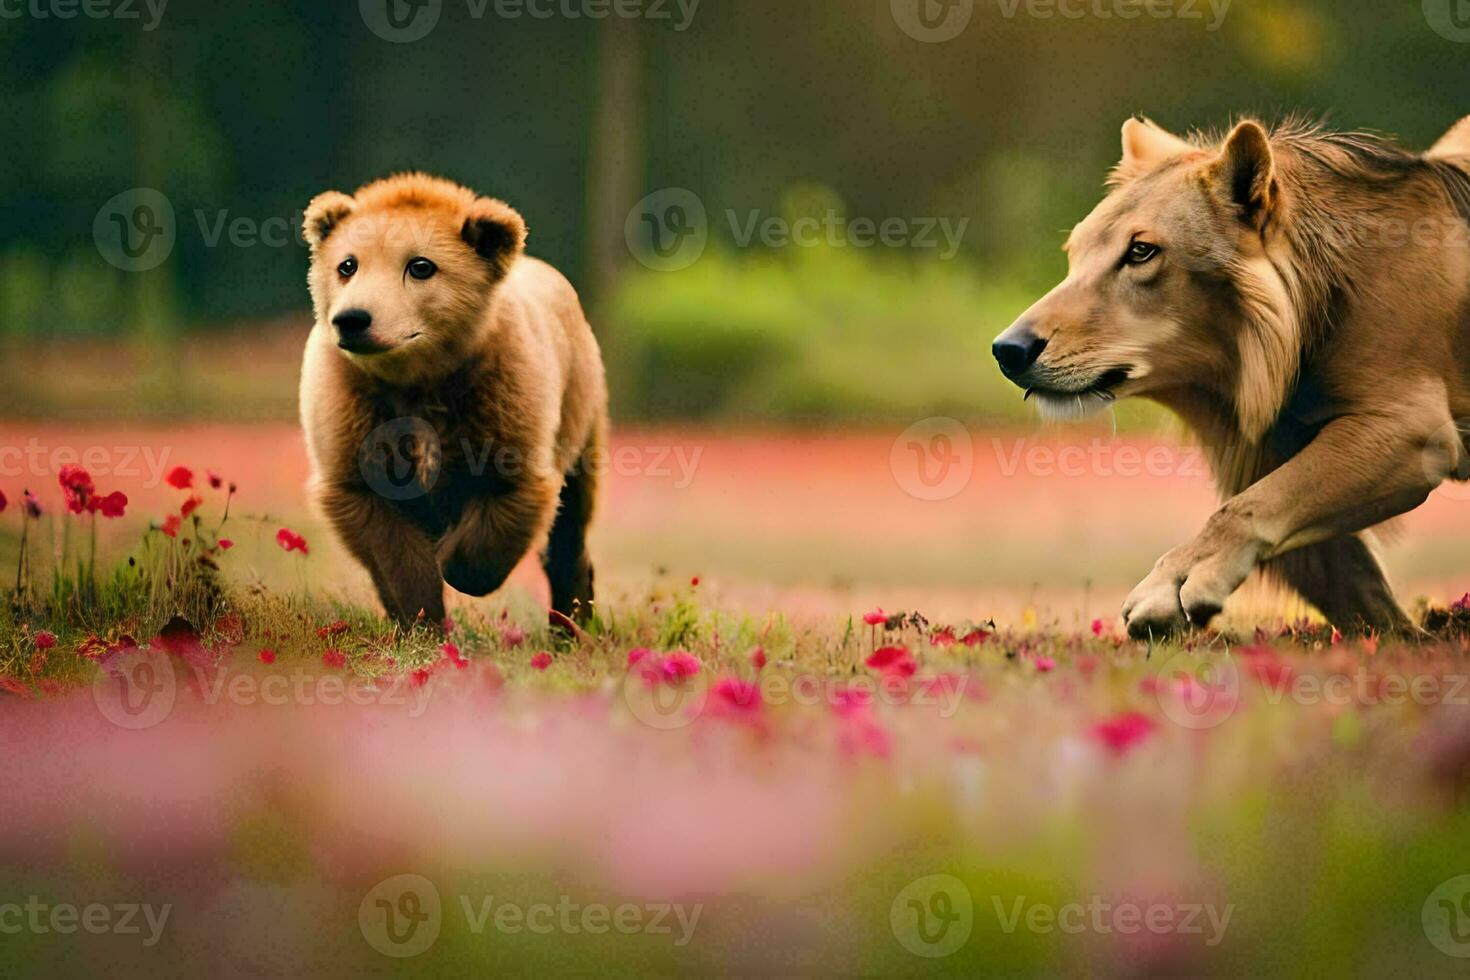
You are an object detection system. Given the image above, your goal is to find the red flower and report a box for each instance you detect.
[160,514,181,538]
[530,651,553,671]
[322,648,346,669]
[180,495,203,518]
[660,651,701,680]
[23,491,42,519]
[750,646,767,671]
[95,491,128,519]
[866,645,917,678]
[164,466,193,490]
[690,575,701,587]
[34,630,56,650]
[440,642,469,669]
[710,677,762,714]
[1091,712,1158,756]
[930,627,957,648]
[218,539,234,550]
[961,629,990,647]
[0,489,6,514]
[258,649,277,665]
[627,647,651,666]
[1091,618,1106,637]
[207,470,223,489]
[410,667,432,687]
[58,465,94,514]
[862,608,887,626]
[276,528,309,554]
[1034,655,1056,673]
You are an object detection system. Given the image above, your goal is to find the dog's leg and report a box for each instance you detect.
[1124,392,1457,638]
[437,476,559,600]
[318,486,445,630]
[1262,534,1415,635]
[541,445,600,625]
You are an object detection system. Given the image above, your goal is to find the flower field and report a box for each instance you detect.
[2,427,1470,975]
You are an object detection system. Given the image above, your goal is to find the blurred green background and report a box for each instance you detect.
[1,0,1467,423]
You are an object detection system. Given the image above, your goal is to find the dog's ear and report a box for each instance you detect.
[303,191,355,250]
[461,197,528,277]
[1211,121,1277,230]
[1116,117,1194,179]
[1426,114,1470,160]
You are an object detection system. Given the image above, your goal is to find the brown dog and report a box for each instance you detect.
[994,116,1470,637]
[299,173,608,628]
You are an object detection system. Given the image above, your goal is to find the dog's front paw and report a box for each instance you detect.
[1122,563,1187,640]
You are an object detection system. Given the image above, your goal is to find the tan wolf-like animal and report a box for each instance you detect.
[299,173,608,629]
[993,116,1470,638]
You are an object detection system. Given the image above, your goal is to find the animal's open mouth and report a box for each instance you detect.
[1023,368,1131,420]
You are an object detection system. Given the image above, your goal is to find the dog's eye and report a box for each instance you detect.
[1125,242,1160,265]
[407,257,437,280]
[337,256,357,278]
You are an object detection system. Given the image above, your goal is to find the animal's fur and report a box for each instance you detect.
[995,115,1470,637]
[299,173,608,628]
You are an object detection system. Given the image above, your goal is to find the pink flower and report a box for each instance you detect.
[1092,712,1158,756]
[661,651,701,680]
[164,466,193,490]
[831,685,874,719]
[1035,655,1056,673]
[866,645,917,678]
[710,677,762,715]
[258,649,276,665]
[34,630,56,650]
[276,528,309,554]
[180,495,203,518]
[930,628,957,648]
[58,465,94,514]
[862,608,887,626]
[218,539,234,550]
[322,648,346,669]
[95,491,128,519]
[750,647,767,671]
[626,647,651,666]
[530,651,553,671]
[160,514,181,538]
[500,624,526,648]
[1091,618,1106,637]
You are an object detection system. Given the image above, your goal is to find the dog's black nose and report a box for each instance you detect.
[992,327,1047,377]
[333,309,373,334]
